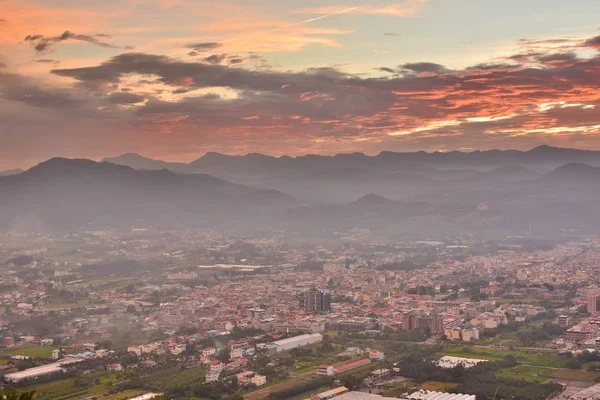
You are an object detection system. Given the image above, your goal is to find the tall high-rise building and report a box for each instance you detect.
[304,289,331,314]
[587,288,600,314]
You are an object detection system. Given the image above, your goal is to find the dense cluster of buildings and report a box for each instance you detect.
[4,231,600,398]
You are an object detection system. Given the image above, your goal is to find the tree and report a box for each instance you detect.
[231,375,239,389]
[99,340,112,350]
[566,359,582,370]
[217,348,230,363]
[341,375,363,391]
[2,391,36,400]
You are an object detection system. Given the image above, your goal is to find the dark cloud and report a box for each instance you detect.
[125,46,135,50]
[467,62,515,71]
[228,57,243,65]
[0,72,80,108]
[518,38,575,45]
[172,88,191,94]
[0,19,5,23]
[105,92,145,104]
[535,52,579,64]
[383,32,401,37]
[378,67,395,73]
[24,31,119,54]
[400,62,447,74]
[95,33,112,38]
[185,42,222,52]
[508,52,544,62]
[584,35,600,49]
[36,59,60,64]
[202,54,227,64]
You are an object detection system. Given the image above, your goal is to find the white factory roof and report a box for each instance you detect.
[5,356,84,382]
[334,391,475,400]
[407,390,476,400]
[272,333,322,346]
[334,393,397,400]
[569,383,600,399]
[5,363,63,381]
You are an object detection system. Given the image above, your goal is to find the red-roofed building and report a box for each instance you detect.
[333,358,371,374]
[318,364,334,376]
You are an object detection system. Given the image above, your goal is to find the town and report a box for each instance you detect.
[0,230,600,399]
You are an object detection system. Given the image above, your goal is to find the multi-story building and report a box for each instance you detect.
[588,288,600,314]
[558,315,570,328]
[304,289,332,314]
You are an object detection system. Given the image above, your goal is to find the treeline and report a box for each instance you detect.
[343,329,428,342]
[515,322,565,346]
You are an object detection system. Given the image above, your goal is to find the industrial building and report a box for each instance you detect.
[308,386,349,400]
[265,333,322,354]
[4,357,83,383]
[404,390,476,400]
[332,391,475,400]
[5,363,64,383]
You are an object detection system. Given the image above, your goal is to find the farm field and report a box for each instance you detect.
[4,346,56,358]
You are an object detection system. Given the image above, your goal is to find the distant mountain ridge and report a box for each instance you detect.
[4,151,600,236]
[0,168,23,176]
[104,145,600,173]
[0,158,294,232]
[102,145,597,203]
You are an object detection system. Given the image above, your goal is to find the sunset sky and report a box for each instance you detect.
[2,0,600,169]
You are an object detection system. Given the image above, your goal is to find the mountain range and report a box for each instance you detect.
[0,158,293,232]
[102,145,600,203]
[2,147,600,237]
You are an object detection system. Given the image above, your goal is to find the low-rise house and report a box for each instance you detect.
[107,363,123,372]
[127,346,142,356]
[251,374,267,386]
[205,370,220,382]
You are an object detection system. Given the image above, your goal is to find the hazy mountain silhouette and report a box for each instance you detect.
[0,158,294,232]
[6,154,600,236]
[102,153,189,172]
[0,168,23,176]
[540,162,600,182]
[102,145,600,202]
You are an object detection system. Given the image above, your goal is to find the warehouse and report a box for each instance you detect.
[266,333,322,354]
[404,390,476,400]
[4,363,64,383]
[4,356,84,383]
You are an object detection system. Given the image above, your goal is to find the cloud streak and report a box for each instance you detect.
[24,31,119,53]
[217,6,360,45]
[293,0,429,17]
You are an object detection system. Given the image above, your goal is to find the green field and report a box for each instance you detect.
[4,346,56,358]
[496,365,553,383]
